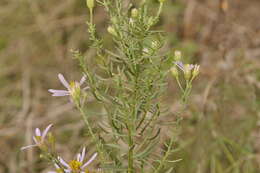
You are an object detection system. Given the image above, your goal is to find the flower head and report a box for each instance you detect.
[56,148,97,173]
[21,124,52,150]
[174,61,200,80]
[48,74,88,101]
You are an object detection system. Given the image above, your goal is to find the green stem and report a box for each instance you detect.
[127,124,134,173]
[75,102,106,165]
[154,137,174,173]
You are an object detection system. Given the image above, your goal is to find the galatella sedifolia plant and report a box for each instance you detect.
[21,0,200,173]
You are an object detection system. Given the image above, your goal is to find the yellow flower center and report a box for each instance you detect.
[56,168,63,173]
[35,135,42,142]
[69,82,81,100]
[69,160,82,172]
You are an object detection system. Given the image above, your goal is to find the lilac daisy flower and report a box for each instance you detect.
[48,73,87,98]
[21,124,52,150]
[175,61,194,71]
[56,147,97,173]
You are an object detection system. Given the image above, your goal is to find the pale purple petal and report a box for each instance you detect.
[77,154,81,162]
[52,92,70,97]
[83,86,90,91]
[58,74,70,89]
[175,61,184,71]
[48,171,57,173]
[58,156,70,168]
[79,76,87,86]
[41,124,53,141]
[189,64,194,70]
[81,153,97,169]
[54,164,60,169]
[21,144,37,150]
[33,136,38,144]
[80,147,86,162]
[64,169,71,173]
[48,89,69,94]
[35,128,41,136]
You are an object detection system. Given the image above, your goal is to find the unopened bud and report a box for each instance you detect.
[151,41,160,49]
[159,0,166,3]
[147,17,154,26]
[184,64,192,80]
[171,66,179,78]
[87,0,95,9]
[131,8,138,18]
[107,26,117,36]
[192,65,200,78]
[174,51,182,61]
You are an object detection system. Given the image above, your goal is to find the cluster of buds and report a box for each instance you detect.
[171,51,200,81]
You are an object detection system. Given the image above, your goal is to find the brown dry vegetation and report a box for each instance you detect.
[0,0,259,172]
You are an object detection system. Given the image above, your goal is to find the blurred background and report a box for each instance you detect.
[0,0,259,172]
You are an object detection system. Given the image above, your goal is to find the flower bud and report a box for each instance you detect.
[174,50,182,61]
[151,40,160,49]
[107,26,117,36]
[159,0,166,3]
[147,17,154,26]
[87,0,95,9]
[131,8,138,18]
[184,64,192,80]
[192,65,200,78]
[171,66,179,78]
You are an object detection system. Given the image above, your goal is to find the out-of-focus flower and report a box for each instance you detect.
[174,51,182,61]
[21,124,52,150]
[174,61,200,80]
[170,66,179,78]
[48,74,88,100]
[131,8,138,18]
[107,26,117,37]
[192,64,200,78]
[56,148,97,173]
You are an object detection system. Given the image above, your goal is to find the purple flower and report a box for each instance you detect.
[175,61,194,71]
[21,124,52,150]
[48,73,87,97]
[54,148,97,173]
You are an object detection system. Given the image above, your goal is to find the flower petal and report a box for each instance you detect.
[175,61,184,71]
[33,136,38,144]
[48,89,69,94]
[58,73,70,89]
[42,124,53,141]
[58,156,70,168]
[82,153,97,169]
[35,128,41,136]
[79,76,87,86]
[52,92,70,96]
[77,153,81,162]
[21,144,37,150]
[80,147,86,162]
